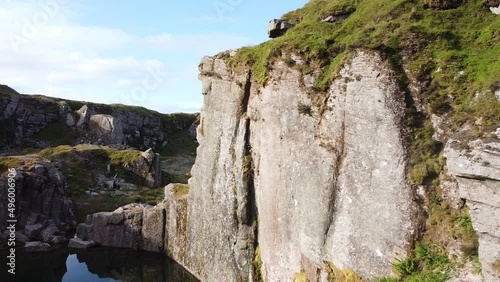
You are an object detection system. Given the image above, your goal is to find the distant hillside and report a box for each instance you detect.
[0,84,198,153]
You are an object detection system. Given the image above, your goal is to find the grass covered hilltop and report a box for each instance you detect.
[230,0,499,127]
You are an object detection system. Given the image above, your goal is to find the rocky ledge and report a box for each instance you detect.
[75,183,189,255]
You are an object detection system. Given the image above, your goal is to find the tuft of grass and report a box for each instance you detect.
[0,157,22,173]
[406,113,443,185]
[324,261,364,282]
[253,246,263,282]
[392,243,453,282]
[293,270,310,282]
[107,150,142,166]
[171,183,189,200]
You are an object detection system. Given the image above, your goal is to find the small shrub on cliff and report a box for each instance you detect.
[392,243,453,281]
[253,246,263,282]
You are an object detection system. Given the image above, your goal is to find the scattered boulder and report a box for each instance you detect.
[14,232,29,245]
[425,0,463,10]
[268,19,293,38]
[491,5,500,15]
[321,13,351,23]
[49,236,69,245]
[24,241,52,252]
[34,164,45,175]
[25,224,44,240]
[141,148,155,163]
[484,0,500,7]
[40,221,60,243]
[68,237,96,249]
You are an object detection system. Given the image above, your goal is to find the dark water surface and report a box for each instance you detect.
[0,247,199,282]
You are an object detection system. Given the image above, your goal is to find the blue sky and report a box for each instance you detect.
[0,0,307,113]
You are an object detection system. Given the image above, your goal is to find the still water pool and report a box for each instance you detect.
[0,247,198,282]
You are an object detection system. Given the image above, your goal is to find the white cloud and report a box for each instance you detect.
[0,2,251,113]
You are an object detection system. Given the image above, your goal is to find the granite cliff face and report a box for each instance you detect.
[172,51,419,281]
[445,139,500,281]
[0,86,196,151]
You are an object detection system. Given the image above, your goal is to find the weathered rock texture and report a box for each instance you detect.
[164,184,190,267]
[0,159,76,245]
[445,139,500,282]
[0,86,196,150]
[176,50,418,281]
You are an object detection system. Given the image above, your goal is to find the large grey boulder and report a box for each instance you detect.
[88,114,125,144]
[24,241,52,252]
[445,139,500,282]
[25,223,44,240]
[268,19,293,38]
[76,203,166,251]
[68,237,96,249]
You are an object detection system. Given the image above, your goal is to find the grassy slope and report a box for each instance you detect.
[229,0,499,125]
[226,0,498,280]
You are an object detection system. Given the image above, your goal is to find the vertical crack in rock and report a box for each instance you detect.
[161,207,167,253]
[323,120,345,246]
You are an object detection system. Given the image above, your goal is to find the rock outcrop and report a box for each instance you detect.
[0,159,76,246]
[0,86,197,150]
[76,203,166,252]
[268,19,293,38]
[445,138,500,281]
[174,50,418,281]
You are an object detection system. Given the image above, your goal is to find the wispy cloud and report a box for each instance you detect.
[0,2,251,113]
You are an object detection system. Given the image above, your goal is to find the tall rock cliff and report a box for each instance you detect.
[167,0,499,281]
[179,51,420,281]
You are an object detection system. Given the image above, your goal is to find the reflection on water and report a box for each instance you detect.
[0,247,198,282]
